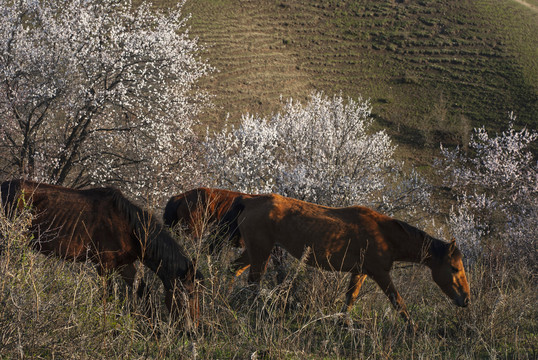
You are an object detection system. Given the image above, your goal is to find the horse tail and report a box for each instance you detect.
[218,195,245,243]
[0,180,17,255]
[163,196,180,228]
[1,181,12,212]
[1,179,23,217]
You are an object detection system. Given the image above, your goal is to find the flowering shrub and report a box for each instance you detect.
[272,93,395,206]
[205,92,431,215]
[0,0,211,200]
[437,117,537,265]
[204,113,280,194]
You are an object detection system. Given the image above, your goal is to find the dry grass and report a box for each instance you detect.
[1,208,536,359]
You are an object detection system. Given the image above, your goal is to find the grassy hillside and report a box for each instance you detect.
[176,0,537,151]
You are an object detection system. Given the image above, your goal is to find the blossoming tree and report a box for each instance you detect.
[205,92,431,217]
[437,117,537,264]
[0,0,211,199]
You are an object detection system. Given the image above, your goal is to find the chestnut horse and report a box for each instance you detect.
[221,193,470,325]
[1,179,203,329]
[163,188,258,250]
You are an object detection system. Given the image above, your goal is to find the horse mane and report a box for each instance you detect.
[394,219,450,261]
[163,195,180,227]
[217,195,245,242]
[108,188,191,281]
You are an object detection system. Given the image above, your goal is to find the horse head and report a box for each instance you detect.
[430,238,470,307]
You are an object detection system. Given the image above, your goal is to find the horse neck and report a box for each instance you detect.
[111,191,189,288]
[141,230,190,289]
[391,220,432,265]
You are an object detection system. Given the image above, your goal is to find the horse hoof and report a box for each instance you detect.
[335,312,354,329]
[406,321,418,334]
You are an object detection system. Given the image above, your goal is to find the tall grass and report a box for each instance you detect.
[1,209,536,359]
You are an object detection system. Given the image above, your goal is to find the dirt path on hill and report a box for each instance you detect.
[512,0,538,12]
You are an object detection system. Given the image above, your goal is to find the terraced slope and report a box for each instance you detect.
[175,0,536,147]
[182,0,312,127]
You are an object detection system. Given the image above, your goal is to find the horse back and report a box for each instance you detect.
[1,179,137,264]
[238,194,396,272]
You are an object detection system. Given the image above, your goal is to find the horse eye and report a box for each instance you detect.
[451,266,459,272]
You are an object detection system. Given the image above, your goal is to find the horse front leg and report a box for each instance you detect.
[95,265,115,302]
[370,271,416,330]
[226,249,251,293]
[247,254,271,285]
[342,273,367,313]
[230,249,251,278]
[118,263,153,318]
[119,263,149,301]
[245,244,273,285]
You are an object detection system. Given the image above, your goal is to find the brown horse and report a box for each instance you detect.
[163,187,257,250]
[220,193,470,325]
[1,179,203,329]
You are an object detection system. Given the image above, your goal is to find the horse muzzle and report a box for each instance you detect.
[454,295,470,307]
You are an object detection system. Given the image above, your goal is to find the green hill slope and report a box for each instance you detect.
[179,0,537,148]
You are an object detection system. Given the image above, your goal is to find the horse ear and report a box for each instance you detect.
[448,238,456,256]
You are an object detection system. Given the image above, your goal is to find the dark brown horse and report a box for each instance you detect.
[221,193,470,325]
[1,179,203,328]
[163,187,257,250]
[164,188,292,283]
